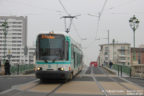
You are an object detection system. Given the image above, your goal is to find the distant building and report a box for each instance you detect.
[99,43,131,66]
[131,48,144,64]
[139,44,144,48]
[0,16,27,65]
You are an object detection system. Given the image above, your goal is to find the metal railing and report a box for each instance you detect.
[111,64,131,77]
[10,64,35,75]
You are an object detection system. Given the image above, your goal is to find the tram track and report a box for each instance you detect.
[90,66,144,96]
[1,79,65,96]
[0,79,40,96]
[90,67,109,96]
[12,80,40,96]
[45,83,64,96]
[99,67,131,90]
[98,67,144,95]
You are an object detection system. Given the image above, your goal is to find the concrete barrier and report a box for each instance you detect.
[131,64,144,78]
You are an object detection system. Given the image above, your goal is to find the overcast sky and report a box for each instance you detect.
[0,0,144,65]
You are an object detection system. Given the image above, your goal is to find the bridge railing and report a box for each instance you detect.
[112,64,131,76]
[10,64,35,75]
[107,64,144,78]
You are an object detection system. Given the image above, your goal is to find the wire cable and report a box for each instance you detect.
[72,22,83,42]
[58,0,70,16]
[95,0,108,40]
[109,0,137,10]
[84,0,108,50]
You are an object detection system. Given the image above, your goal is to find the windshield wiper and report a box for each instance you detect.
[44,59,48,63]
[52,56,59,63]
[52,49,63,63]
[41,57,48,63]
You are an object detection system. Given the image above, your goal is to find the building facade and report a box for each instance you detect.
[0,16,27,65]
[99,43,131,66]
[131,48,144,64]
[22,47,36,65]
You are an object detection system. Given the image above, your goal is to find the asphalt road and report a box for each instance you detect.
[0,67,144,96]
[0,75,36,92]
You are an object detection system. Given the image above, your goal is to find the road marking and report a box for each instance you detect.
[100,82,127,95]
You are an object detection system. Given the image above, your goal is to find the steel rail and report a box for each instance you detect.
[99,67,131,90]
[2,79,40,96]
[91,67,109,96]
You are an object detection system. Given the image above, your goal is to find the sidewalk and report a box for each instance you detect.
[0,73,35,78]
[103,66,130,77]
[0,69,35,77]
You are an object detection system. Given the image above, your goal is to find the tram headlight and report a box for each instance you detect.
[58,67,64,71]
[37,67,42,71]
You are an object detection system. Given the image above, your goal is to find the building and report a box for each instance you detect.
[22,47,36,65]
[0,16,27,65]
[99,43,131,66]
[131,48,144,64]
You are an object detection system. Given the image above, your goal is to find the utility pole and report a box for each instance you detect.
[108,30,110,64]
[112,39,115,64]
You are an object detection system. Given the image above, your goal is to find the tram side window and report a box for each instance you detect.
[71,45,74,59]
[73,52,76,68]
[77,54,79,66]
[65,41,69,60]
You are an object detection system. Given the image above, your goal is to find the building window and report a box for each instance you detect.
[105,47,108,51]
[120,57,125,60]
[105,57,108,60]
[121,51,125,55]
[121,62,125,65]
[104,52,108,55]
[121,46,125,49]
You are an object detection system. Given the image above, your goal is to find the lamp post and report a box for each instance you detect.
[2,19,9,63]
[129,15,140,61]
[112,39,115,64]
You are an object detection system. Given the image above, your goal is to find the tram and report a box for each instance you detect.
[35,32,83,81]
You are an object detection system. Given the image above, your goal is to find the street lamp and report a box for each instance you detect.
[129,15,140,61]
[112,39,115,64]
[2,19,9,62]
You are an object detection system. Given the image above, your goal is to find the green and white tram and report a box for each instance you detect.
[35,32,83,81]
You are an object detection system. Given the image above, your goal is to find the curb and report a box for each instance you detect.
[23,70,35,75]
[102,66,116,75]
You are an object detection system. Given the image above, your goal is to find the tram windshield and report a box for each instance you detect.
[36,34,65,61]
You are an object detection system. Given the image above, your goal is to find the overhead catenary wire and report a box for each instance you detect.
[109,0,137,10]
[58,0,81,34]
[95,0,108,39]
[72,23,83,42]
[58,0,70,16]
[85,0,108,50]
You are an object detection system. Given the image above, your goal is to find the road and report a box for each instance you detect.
[0,67,144,96]
[0,75,36,92]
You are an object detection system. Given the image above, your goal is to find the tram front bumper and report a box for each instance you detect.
[35,70,71,80]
